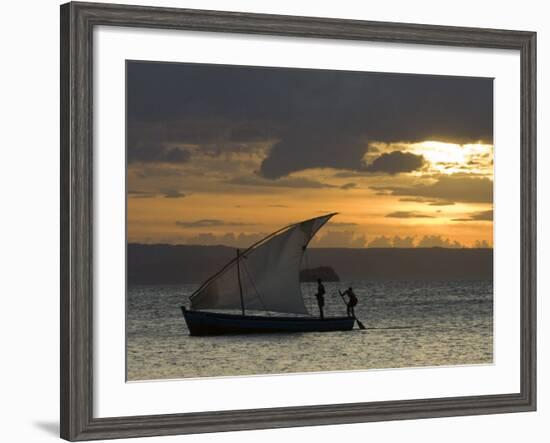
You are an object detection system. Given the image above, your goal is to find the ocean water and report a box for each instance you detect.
[127,281,493,380]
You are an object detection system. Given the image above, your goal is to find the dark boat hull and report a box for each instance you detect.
[181,307,355,336]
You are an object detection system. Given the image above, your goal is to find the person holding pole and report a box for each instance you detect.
[315,278,326,319]
[342,287,358,318]
[338,287,365,329]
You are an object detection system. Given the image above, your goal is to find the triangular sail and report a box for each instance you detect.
[190,213,336,315]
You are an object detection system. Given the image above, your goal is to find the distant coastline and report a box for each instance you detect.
[300,266,340,282]
[127,243,493,285]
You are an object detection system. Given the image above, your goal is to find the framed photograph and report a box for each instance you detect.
[60,1,536,441]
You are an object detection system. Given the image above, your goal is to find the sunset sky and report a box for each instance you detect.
[127,61,493,248]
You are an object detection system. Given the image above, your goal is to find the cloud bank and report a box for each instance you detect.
[176,219,253,228]
[366,151,426,174]
[372,175,493,204]
[385,211,434,219]
[452,210,493,222]
[127,62,493,178]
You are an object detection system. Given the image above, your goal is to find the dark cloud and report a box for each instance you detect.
[259,134,368,178]
[398,197,454,206]
[385,211,434,219]
[371,175,493,204]
[127,190,156,199]
[128,143,191,164]
[332,171,365,178]
[176,219,252,228]
[162,190,186,199]
[366,151,425,174]
[228,175,336,189]
[328,222,359,227]
[128,189,187,198]
[183,232,267,247]
[133,166,186,179]
[340,182,358,190]
[452,210,493,222]
[398,197,430,203]
[128,189,186,199]
[128,62,493,176]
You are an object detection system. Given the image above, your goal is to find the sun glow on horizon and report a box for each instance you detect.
[127,137,494,249]
[405,141,493,175]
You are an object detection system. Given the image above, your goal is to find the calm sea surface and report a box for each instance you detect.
[127,280,493,380]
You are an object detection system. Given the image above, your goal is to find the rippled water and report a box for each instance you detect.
[127,281,493,380]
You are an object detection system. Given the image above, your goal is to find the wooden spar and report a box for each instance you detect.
[236,249,245,316]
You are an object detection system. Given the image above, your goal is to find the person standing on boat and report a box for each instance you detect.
[343,287,358,318]
[315,278,326,319]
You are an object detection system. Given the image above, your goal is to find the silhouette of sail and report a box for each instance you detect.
[190,213,336,315]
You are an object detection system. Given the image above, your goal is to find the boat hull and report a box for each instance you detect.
[181,307,355,336]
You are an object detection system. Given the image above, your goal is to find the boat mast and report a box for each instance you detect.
[236,249,245,316]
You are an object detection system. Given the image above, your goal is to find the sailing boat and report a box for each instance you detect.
[181,213,356,336]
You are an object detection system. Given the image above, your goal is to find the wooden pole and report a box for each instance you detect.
[236,249,245,316]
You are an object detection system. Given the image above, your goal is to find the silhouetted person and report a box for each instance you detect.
[343,287,358,318]
[315,278,326,319]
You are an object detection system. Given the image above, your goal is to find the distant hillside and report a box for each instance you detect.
[300,266,340,282]
[127,244,493,285]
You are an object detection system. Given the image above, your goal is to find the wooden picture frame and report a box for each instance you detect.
[60,2,536,440]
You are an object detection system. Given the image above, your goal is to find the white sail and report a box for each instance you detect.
[190,213,336,315]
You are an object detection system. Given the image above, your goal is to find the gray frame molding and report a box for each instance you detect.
[60,2,536,441]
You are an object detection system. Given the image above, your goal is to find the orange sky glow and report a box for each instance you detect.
[127,140,493,248]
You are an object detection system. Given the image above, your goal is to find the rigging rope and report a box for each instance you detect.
[302,235,315,314]
[241,259,271,315]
